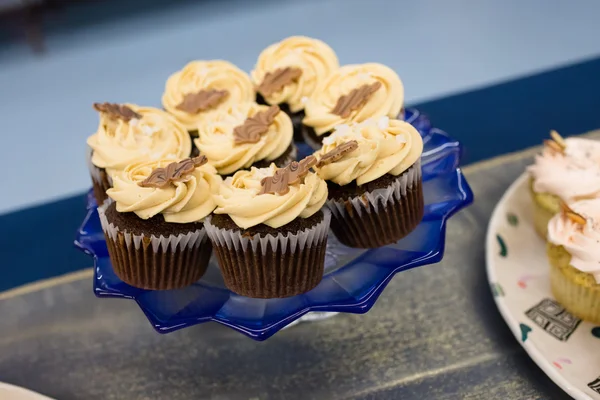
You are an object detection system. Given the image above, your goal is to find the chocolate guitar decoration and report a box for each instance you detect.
[330,81,382,118]
[233,105,281,144]
[139,156,208,188]
[257,67,303,97]
[176,89,229,114]
[316,140,359,168]
[93,102,141,121]
[259,156,317,195]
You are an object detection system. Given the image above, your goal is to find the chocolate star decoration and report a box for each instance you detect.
[233,105,281,144]
[257,67,303,97]
[139,156,208,188]
[93,102,141,121]
[330,81,382,118]
[176,89,229,114]
[316,140,359,168]
[259,156,317,195]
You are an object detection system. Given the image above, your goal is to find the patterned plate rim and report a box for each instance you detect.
[485,172,592,400]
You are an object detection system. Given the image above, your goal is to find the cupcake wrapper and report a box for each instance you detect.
[285,145,298,163]
[204,211,331,298]
[549,245,600,324]
[301,126,324,151]
[326,160,424,248]
[98,203,211,290]
[87,147,112,206]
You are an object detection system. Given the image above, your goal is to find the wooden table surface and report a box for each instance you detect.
[5,134,599,399]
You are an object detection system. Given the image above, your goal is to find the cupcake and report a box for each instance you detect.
[204,157,330,298]
[547,200,600,324]
[194,102,296,176]
[251,36,339,141]
[313,117,423,248]
[162,60,255,135]
[99,155,222,290]
[87,103,192,205]
[302,63,404,149]
[528,131,600,238]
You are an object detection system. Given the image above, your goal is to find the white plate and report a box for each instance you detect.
[0,382,53,400]
[486,172,600,400]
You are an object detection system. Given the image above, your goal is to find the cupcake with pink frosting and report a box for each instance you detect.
[528,131,600,238]
[547,200,600,324]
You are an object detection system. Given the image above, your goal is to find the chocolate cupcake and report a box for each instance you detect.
[251,36,339,141]
[302,63,404,150]
[99,156,222,290]
[194,102,296,176]
[205,158,330,298]
[162,60,255,136]
[87,103,192,205]
[313,117,423,248]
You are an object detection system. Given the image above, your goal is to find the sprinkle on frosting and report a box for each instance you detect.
[560,200,587,226]
[140,156,208,188]
[259,156,317,195]
[331,82,382,118]
[93,102,141,121]
[233,105,281,144]
[316,140,358,168]
[544,130,567,155]
[176,89,229,114]
[257,67,303,97]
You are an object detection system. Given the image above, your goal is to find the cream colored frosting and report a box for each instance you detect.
[107,158,222,223]
[313,117,422,186]
[548,199,600,283]
[87,105,192,178]
[528,137,600,202]
[214,164,327,229]
[194,103,293,175]
[303,63,404,135]
[162,60,255,131]
[251,36,339,113]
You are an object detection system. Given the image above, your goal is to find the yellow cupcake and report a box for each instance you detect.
[546,200,600,324]
[528,131,600,238]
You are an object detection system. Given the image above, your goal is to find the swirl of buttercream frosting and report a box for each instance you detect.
[194,103,293,175]
[548,199,600,283]
[162,60,255,131]
[213,164,327,229]
[107,158,222,223]
[313,117,422,186]
[302,63,404,135]
[87,105,191,178]
[528,137,600,202]
[251,36,339,113]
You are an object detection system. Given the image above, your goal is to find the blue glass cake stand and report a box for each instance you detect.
[75,116,472,341]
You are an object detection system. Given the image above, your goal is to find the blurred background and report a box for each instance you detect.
[1,0,600,289]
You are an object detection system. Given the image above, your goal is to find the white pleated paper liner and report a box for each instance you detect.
[98,202,212,290]
[326,160,424,248]
[204,210,331,298]
[87,147,113,206]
